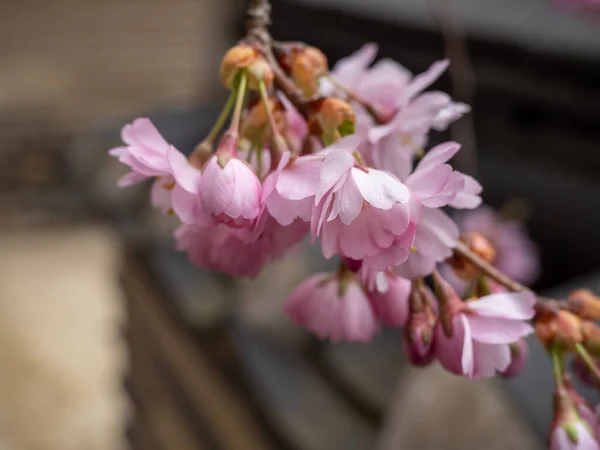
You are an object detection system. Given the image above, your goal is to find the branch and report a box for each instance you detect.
[245,0,308,116]
[452,241,568,313]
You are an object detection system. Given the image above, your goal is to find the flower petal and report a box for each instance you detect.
[468,292,536,320]
[467,316,533,344]
[167,146,202,194]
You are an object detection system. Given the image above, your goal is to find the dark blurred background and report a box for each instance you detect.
[0,1,598,449]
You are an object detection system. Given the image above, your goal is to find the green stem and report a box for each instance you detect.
[551,346,565,388]
[230,70,248,132]
[258,79,285,155]
[575,343,600,386]
[206,89,236,144]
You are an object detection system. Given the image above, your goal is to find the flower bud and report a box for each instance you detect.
[220,45,273,90]
[535,310,583,350]
[317,98,355,131]
[550,384,598,449]
[403,282,437,366]
[290,46,328,97]
[221,45,257,88]
[432,270,463,339]
[241,97,286,141]
[569,289,600,321]
[247,57,274,90]
[500,339,528,377]
[446,232,496,279]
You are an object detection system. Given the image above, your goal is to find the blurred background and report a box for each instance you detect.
[0,0,598,449]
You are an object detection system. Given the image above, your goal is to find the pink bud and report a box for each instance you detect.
[500,339,529,378]
[403,281,436,366]
[200,132,262,228]
[550,385,599,450]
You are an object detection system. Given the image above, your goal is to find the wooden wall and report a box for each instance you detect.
[0,0,238,145]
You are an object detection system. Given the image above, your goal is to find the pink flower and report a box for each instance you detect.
[550,418,599,450]
[391,142,482,279]
[367,271,411,327]
[310,135,417,271]
[264,151,322,226]
[433,283,535,379]
[200,132,262,228]
[285,272,379,342]
[326,43,469,178]
[175,215,307,277]
[109,118,202,214]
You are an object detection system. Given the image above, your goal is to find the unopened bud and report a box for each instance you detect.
[316,97,355,132]
[221,45,258,88]
[535,310,583,350]
[247,57,274,90]
[500,339,528,377]
[290,46,328,97]
[550,384,597,449]
[241,97,286,141]
[432,271,463,338]
[403,282,437,366]
[569,289,600,321]
[447,232,496,279]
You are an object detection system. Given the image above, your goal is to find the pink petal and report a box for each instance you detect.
[151,178,172,213]
[432,102,471,131]
[167,146,202,194]
[468,292,536,320]
[449,174,483,209]
[472,342,511,378]
[417,141,461,170]
[330,43,378,88]
[467,316,533,344]
[405,59,449,101]
[316,151,354,203]
[277,157,322,200]
[328,175,364,225]
[434,314,467,376]
[127,118,170,154]
[117,171,148,187]
[369,274,411,327]
[371,134,414,181]
[405,163,452,204]
[460,314,474,376]
[352,169,411,208]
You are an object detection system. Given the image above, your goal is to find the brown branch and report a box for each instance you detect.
[453,241,568,314]
[245,0,308,116]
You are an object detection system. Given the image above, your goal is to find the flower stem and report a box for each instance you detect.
[258,79,286,156]
[205,89,236,144]
[230,70,248,132]
[575,343,600,387]
[551,346,565,388]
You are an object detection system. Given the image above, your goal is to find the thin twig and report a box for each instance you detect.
[453,241,568,313]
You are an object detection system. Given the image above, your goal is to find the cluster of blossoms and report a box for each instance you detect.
[110,29,600,449]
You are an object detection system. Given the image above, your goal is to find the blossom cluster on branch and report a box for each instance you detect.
[109,2,600,448]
